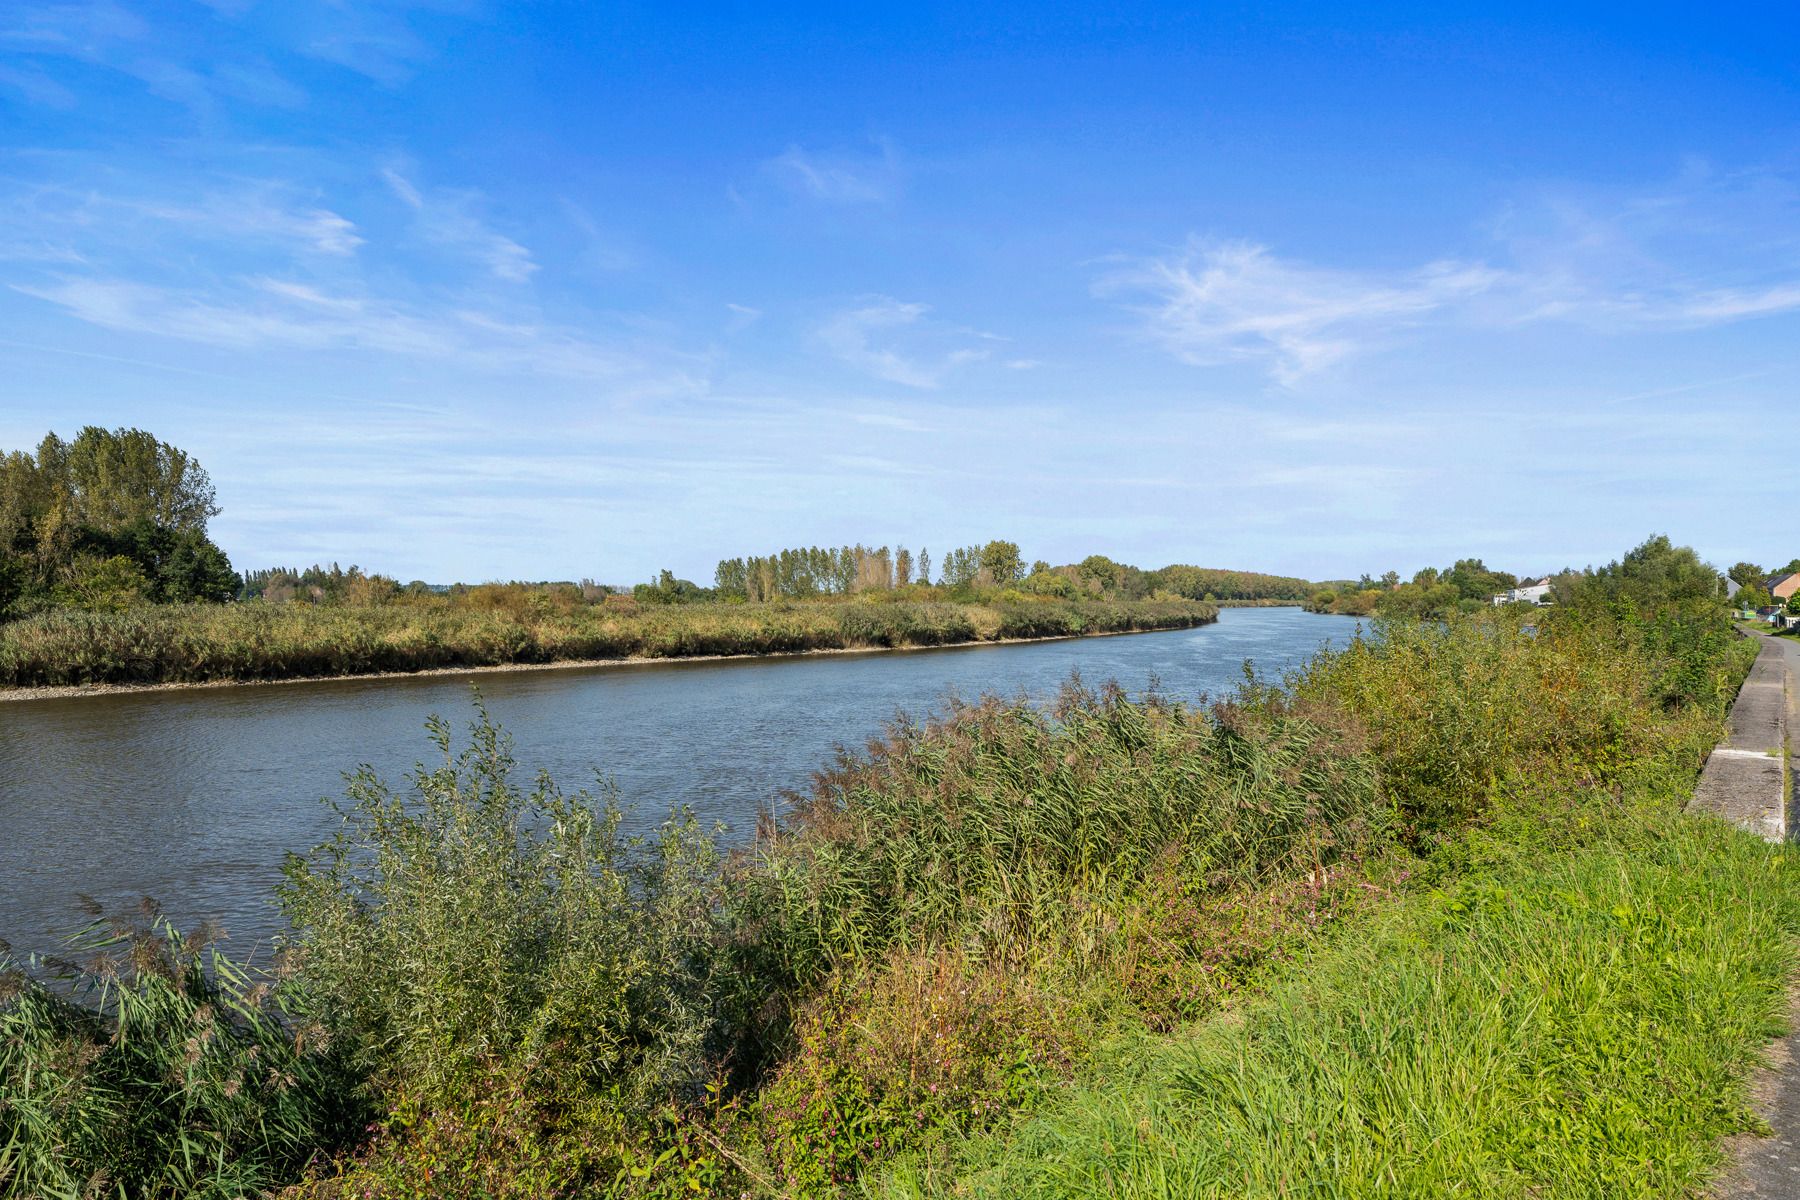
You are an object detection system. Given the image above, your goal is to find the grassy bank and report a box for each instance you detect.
[0,595,1215,689]
[1,542,1788,1199]
[886,777,1792,1197]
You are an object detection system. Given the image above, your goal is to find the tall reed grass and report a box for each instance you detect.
[0,906,361,1200]
[741,680,1380,985]
[0,596,1215,689]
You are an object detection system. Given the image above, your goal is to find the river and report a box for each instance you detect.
[0,607,1362,955]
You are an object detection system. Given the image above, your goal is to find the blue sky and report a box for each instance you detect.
[2,3,1797,584]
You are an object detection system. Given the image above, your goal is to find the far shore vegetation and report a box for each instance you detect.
[4,426,1601,694]
[0,594,1218,690]
[0,428,1339,689]
[3,530,1790,1199]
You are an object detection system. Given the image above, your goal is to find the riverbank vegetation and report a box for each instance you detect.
[3,535,1787,1199]
[0,593,1216,689]
[1305,542,1733,620]
[9,429,1338,690]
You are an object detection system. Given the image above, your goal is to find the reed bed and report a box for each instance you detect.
[0,596,1215,689]
[0,910,361,1200]
[743,680,1380,985]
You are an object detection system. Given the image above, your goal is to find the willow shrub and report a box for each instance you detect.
[1286,608,1736,841]
[0,911,361,1200]
[274,707,723,1119]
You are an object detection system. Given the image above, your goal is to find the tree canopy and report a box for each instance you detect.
[0,427,235,617]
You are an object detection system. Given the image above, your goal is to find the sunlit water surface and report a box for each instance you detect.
[0,607,1362,953]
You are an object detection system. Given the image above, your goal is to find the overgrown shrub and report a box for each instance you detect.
[276,706,723,1115]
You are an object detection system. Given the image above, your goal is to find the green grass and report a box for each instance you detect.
[887,808,1798,1199]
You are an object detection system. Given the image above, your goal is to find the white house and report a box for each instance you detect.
[1492,576,1554,606]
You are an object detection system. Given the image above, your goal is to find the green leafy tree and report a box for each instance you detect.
[1556,535,1725,613]
[57,553,150,611]
[1729,561,1767,590]
[634,569,709,605]
[1443,558,1517,602]
[0,428,234,616]
[1739,585,1773,610]
[979,540,1023,587]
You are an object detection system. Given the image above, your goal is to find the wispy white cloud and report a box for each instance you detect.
[1494,165,1800,330]
[816,297,989,388]
[207,0,478,88]
[0,61,77,107]
[763,140,901,204]
[1100,239,1500,383]
[0,1,310,113]
[13,274,703,390]
[0,180,362,261]
[1109,165,1800,382]
[558,198,635,273]
[850,411,934,433]
[162,194,363,256]
[1,2,149,52]
[383,167,536,282]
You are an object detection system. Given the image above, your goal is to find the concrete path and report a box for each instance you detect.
[1691,633,1788,842]
[1712,629,1799,1198]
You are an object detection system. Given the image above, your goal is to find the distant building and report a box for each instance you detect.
[1493,576,1554,606]
[1772,573,1800,602]
[1725,577,1742,601]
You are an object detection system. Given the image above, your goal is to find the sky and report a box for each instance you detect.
[2,2,1797,585]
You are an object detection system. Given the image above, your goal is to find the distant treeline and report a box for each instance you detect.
[1305,541,1729,620]
[6,427,1321,629]
[704,544,1315,605]
[1305,559,1521,618]
[239,564,607,606]
[710,542,1021,600]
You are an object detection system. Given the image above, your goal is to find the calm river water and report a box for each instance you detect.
[0,607,1362,954]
